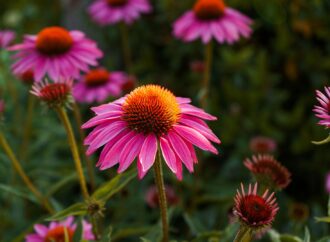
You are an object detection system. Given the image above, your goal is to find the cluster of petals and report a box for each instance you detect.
[173,0,252,44]
[313,86,330,127]
[0,30,15,48]
[9,26,103,82]
[234,183,278,229]
[83,85,220,180]
[73,68,129,103]
[25,216,94,242]
[88,0,152,26]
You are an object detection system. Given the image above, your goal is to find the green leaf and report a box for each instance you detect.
[100,226,113,242]
[268,229,281,242]
[46,172,77,197]
[0,183,38,204]
[316,236,330,242]
[303,227,310,242]
[315,216,330,223]
[46,202,86,221]
[140,238,152,242]
[92,169,136,202]
[183,213,206,235]
[280,234,303,242]
[73,217,83,242]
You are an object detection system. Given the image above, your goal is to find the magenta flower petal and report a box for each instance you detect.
[173,124,218,154]
[160,137,178,173]
[139,134,158,172]
[313,86,330,128]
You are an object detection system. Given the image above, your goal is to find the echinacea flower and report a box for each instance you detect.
[31,79,73,108]
[83,84,220,180]
[244,154,291,190]
[25,216,94,242]
[313,86,330,128]
[234,183,278,230]
[88,0,152,26]
[145,184,179,208]
[249,136,277,153]
[9,26,103,82]
[173,0,252,44]
[0,30,15,48]
[73,68,128,103]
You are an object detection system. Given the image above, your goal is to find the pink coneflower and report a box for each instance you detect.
[88,0,152,26]
[249,136,277,153]
[234,183,278,230]
[313,87,330,127]
[0,30,15,48]
[31,79,73,107]
[244,155,291,190]
[173,0,252,44]
[9,26,103,82]
[83,84,220,180]
[145,185,179,208]
[25,216,94,242]
[73,68,128,104]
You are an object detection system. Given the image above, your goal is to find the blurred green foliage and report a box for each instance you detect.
[0,0,330,241]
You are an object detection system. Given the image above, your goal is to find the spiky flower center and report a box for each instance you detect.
[193,0,226,20]
[36,27,73,55]
[44,226,74,242]
[39,83,71,103]
[240,195,272,225]
[122,85,180,136]
[85,69,109,87]
[107,0,128,7]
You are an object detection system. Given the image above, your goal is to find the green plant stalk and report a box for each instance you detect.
[233,226,253,242]
[72,102,96,191]
[19,94,36,162]
[120,23,133,74]
[153,150,169,242]
[200,41,213,109]
[55,106,90,200]
[312,134,330,145]
[0,131,54,213]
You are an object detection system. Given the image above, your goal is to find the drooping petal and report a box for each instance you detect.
[139,134,158,172]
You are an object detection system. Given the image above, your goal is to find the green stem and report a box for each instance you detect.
[120,23,133,74]
[312,134,330,145]
[19,94,36,162]
[91,215,101,240]
[0,132,54,213]
[233,226,253,242]
[153,150,169,242]
[72,102,96,191]
[200,41,213,109]
[55,106,90,200]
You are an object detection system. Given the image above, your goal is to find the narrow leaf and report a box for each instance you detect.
[46,202,86,221]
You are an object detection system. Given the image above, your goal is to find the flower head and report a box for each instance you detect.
[145,185,179,208]
[244,155,291,190]
[9,26,103,82]
[31,79,73,108]
[313,86,330,128]
[83,84,220,180]
[234,183,278,230]
[88,0,152,26]
[249,136,277,153]
[0,30,15,48]
[73,68,129,103]
[25,216,94,242]
[173,0,252,44]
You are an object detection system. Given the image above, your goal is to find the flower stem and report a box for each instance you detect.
[233,226,253,242]
[72,102,96,191]
[19,94,36,162]
[153,150,169,242]
[55,106,90,200]
[312,134,330,145]
[0,131,54,213]
[200,41,213,109]
[119,23,133,74]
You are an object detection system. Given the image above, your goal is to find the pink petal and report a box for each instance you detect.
[160,137,177,173]
[139,134,158,172]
